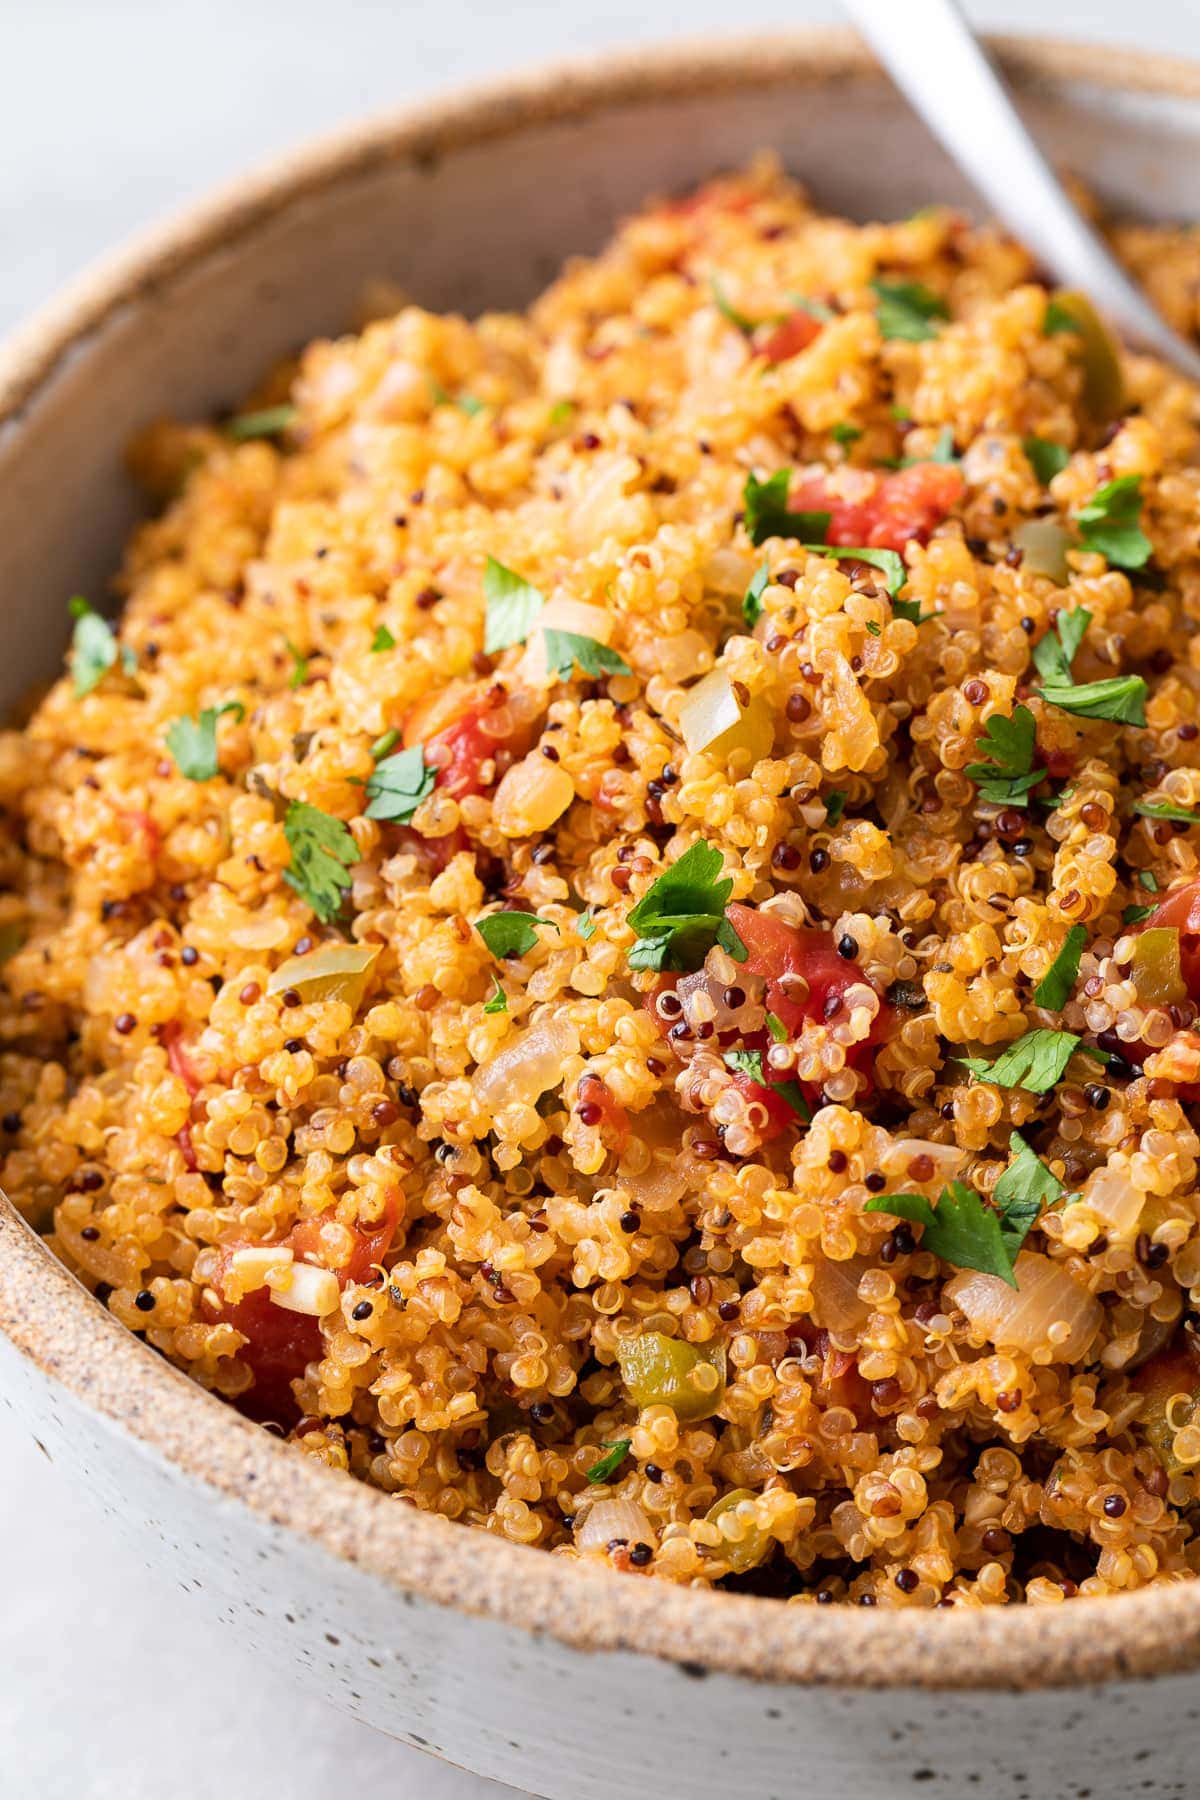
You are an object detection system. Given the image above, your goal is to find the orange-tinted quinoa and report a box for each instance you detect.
[5,156,1200,1604]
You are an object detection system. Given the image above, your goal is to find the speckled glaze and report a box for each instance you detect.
[6,33,1200,1798]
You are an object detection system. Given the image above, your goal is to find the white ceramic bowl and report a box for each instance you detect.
[5,32,1200,1800]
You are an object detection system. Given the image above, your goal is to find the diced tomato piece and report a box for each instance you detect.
[757,310,821,363]
[394,823,471,874]
[118,808,162,861]
[789,462,963,553]
[576,1072,630,1156]
[1142,879,1200,998]
[206,1195,399,1425]
[724,1068,799,1143]
[401,682,517,815]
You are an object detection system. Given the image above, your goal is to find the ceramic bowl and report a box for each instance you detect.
[5,31,1200,1800]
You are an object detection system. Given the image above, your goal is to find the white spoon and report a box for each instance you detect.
[844,0,1200,381]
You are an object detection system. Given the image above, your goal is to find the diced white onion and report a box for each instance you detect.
[575,1497,657,1551]
[1079,1161,1141,1236]
[809,1253,874,1334]
[946,1251,1101,1363]
[678,669,773,763]
[269,1262,340,1317]
[229,1245,293,1294]
[473,1015,579,1110]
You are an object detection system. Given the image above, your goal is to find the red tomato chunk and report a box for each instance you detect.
[790,462,963,552]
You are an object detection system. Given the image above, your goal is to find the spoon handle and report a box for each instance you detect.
[845,0,1200,379]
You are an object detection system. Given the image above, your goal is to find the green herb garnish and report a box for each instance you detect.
[474,911,560,959]
[870,278,949,342]
[961,1027,1100,1094]
[865,1181,1017,1285]
[800,545,906,597]
[577,909,597,940]
[831,422,862,447]
[723,1050,808,1120]
[548,400,575,428]
[542,629,631,682]
[1044,300,1077,335]
[284,639,309,689]
[825,790,847,826]
[1033,924,1086,1010]
[964,705,1045,807]
[1032,607,1091,687]
[483,557,546,654]
[899,425,958,468]
[483,979,508,1015]
[1139,870,1159,892]
[742,471,829,548]
[228,404,297,441]
[765,1011,788,1042]
[1023,437,1070,485]
[994,1128,1065,1232]
[710,280,761,334]
[371,625,396,653]
[68,597,135,697]
[1033,605,1146,725]
[585,1438,632,1484]
[743,559,770,627]
[364,745,436,823]
[892,597,942,625]
[282,802,358,923]
[1123,904,1155,925]
[1075,475,1153,570]
[626,840,747,972]
[165,701,245,782]
[1134,799,1200,826]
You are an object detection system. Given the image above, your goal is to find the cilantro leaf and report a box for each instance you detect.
[831,422,862,447]
[364,745,436,823]
[993,1129,1064,1253]
[892,597,942,625]
[1134,799,1200,826]
[371,625,396,653]
[1033,924,1087,1010]
[1044,299,1077,335]
[284,639,308,688]
[743,471,829,547]
[165,701,245,782]
[577,909,597,940]
[865,1181,1017,1285]
[474,911,560,959]
[541,629,631,682]
[228,404,297,441]
[765,1011,788,1042]
[743,559,770,627]
[870,278,949,342]
[961,1027,1100,1094]
[1075,475,1152,570]
[724,1048,766,1083]
[723,1049,809,1121]
[1139,870,1159,892]
[964,705,1045,808]
[1032,607,1091,687]
[799,544,906,598]
[1023,436,1070,485]
[626,840,747,972]
[1123,903,1155,925]
[1038,675,1147,727]
[68,597,134,697]
[483,557,545,654]
[483,979,508,1015]
[282,802,358,923]
[585,1438,632,1484]
[824,790,847,827]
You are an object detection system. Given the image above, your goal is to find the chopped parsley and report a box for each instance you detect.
[1022,436,1070,485]
[364,745,436,823]
[892,597,942,625]
[228,404,297,441]
[831,422,863,447]
[743,559,770,627]
[483,557,545,653]
[1033,606,1147,725]
[964,705,1045,807]
[165,701,244,782]
[801,545,906,598]
[284,639,309,689]
[870,278,949,342]
[626,839,747,972]
[585,1438,632,1484]
[765,1011,788,1042]
[370,625,396,653]
[1134,798,1200,826]
[282,802,358,923]
[1139,870,1160,892]
[1123,903,1155,925]
[1075,475,1153,570]
[742,471,829,548]
[1044,299,1077,335]
[723,1049,809,1121]
[994,1128,1065,1227]
[1033,924,1086,1010]
[824,789,847,827]
[961,1027,1100,1094]
[541,629,631,682]
[865,1181,1019,1285]
[483,979,508,1015]
[474,911,560,959]
[68,597,135,697]
[577,910,597,941]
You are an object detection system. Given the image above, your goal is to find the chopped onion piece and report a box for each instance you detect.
[678,669,773,764]
[1013,519,1071,585]
[575,1497,657,1552]
[229,1245,294,1296]
[269,1262,340,1317]
[521,596,613,685]
[473,1015,579,1110]
[946,1251,1101,1363]
[809,1253,873,1334]
[1079,1161,1142,1236]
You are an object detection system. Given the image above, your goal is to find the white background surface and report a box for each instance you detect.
[0,2,1194,1796]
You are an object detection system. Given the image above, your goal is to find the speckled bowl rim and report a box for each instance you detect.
[5,27,1200,1695]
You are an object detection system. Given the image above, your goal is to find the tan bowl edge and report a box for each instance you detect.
[4,26,1200,1695]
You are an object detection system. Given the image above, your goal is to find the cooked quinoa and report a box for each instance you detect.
[10,156,1200,1606]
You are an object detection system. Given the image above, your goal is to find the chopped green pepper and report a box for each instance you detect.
[616,1332,726,1421]
[1128,926,1185,1007]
